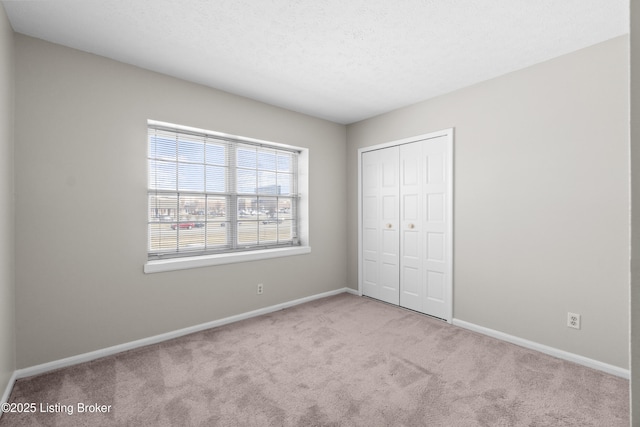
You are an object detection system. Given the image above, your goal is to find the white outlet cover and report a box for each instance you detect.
[567,312,581,330]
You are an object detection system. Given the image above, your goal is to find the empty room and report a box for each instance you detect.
[0,0,638,425]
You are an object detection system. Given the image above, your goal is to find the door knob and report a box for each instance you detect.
[408,223,415,229]
[386,223,392,229]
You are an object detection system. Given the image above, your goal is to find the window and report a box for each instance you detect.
[146,121,308,271]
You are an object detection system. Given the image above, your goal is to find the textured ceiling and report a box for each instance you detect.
[1,0,629,124]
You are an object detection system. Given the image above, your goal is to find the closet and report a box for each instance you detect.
[359,129,453,322]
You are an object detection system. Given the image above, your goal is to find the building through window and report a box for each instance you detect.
[147,122,300,260]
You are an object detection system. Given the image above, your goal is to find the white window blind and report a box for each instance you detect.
[148,124,300,260]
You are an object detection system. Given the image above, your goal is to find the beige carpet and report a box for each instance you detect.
[0,293,629,426]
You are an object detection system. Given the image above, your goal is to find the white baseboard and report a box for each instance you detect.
[5,289,625,411]
[13,287,353,381]
[344,287,360,296]
[452,318,629,379]
[0,370,18,419]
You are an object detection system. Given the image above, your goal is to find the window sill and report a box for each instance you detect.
[144,246,311,274]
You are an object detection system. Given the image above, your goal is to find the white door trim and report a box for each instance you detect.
[358,128,454,322]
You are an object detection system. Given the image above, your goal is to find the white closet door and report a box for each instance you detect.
[361,147,400,305]
[420,136,451,320]
[359,129,453,322]
[399,141,423,312]
[399,136,451,320]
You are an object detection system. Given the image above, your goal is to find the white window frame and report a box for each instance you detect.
[144,120,310,274]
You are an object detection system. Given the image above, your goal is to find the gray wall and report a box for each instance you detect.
[631,0,639,423]
[347,36,630,369]
[13,35,347,368]
[8,24,631,379]
[0,4,15,399]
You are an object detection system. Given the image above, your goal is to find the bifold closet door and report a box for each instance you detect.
[399,136,451,320]
[361,146,400,305]
[360,131,452,321]
[399,141,422,312]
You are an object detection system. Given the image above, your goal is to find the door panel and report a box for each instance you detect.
[399,141,423,311]
[426,232,445,262]
[426,271,445,301]
[427,153,445,184]
[383,196,397,221]
[361,151,380,299]
[379,147,400,305]
[402,266,420,296]
[421,136,451,320]
[426,194,445,222]
[361,147,400,305]
[364,259,377,283]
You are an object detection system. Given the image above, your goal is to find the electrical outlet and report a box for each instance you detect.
[257,283,264,295]
[567,312,581,330]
